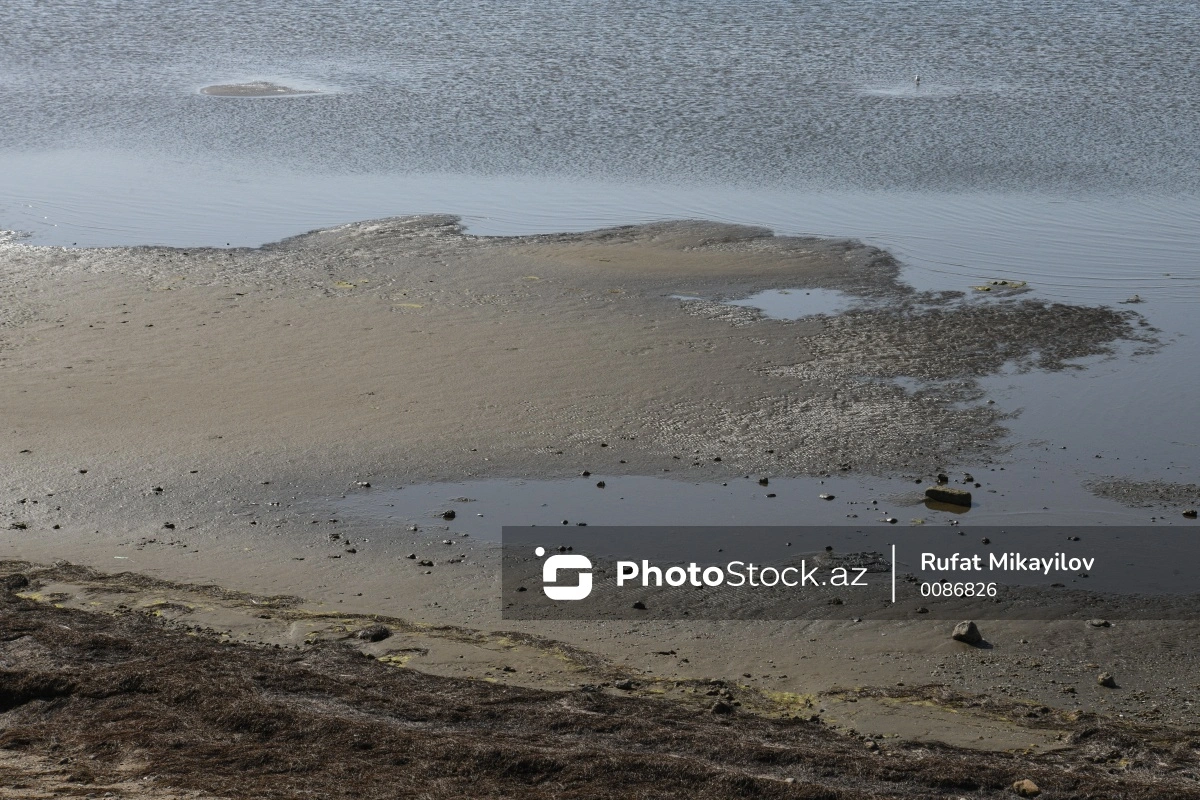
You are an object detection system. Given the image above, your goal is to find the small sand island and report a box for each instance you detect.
[200,81,317,97]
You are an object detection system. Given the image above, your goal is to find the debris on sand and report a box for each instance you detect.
[1011,779,1041,797]
[1097,672,1117,688]
[355,624,392,642]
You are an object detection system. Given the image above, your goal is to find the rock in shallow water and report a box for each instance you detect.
[924,486,972,507]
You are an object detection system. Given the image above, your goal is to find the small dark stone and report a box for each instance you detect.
[758,477,769,486]
[1097,672,1117,688]
[632,601,647,610]
[517,586,527,592]
[596,481,606,488]
[980,537,990,544]
[417,560,434,567]
[441,510,456,520]
[405,553,416,559]
[163,522,176,530]
[1184,509,1198,519]
[710,700,734,715]
[766,493,776,498]
[916,606,929,614]
[614,679,634,690]
[581,471,591,476]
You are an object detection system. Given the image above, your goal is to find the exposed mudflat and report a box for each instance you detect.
[0,217,1190,796]
[0,216,1156,486]
[199,81,317,97]
[1087,479,1200,510]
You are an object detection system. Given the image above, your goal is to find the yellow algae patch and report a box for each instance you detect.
[394,302,424,308]
[763,690,818,711]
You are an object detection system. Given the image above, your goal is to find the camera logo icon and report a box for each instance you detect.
[536,546,593,600]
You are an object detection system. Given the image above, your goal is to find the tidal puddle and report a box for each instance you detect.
[329,471,1172,545]
[674,288,865,320]
[727,288,863,319]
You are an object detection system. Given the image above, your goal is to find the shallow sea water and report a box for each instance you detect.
[1,0,1197,526]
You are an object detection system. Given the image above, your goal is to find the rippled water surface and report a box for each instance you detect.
[3,0,1199,192]
[1,1,1197,502]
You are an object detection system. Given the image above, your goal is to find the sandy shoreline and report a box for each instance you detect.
[2,216,1196,795]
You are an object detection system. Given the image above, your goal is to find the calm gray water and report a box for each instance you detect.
[1,0,1197,513]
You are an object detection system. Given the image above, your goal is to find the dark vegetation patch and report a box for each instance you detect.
[0,581,1197,798]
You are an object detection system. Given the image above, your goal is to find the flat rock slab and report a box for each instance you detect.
[925,486,972,507]
[200,81,317,97]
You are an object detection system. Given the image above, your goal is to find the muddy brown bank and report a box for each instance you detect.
[1,217,1190,797]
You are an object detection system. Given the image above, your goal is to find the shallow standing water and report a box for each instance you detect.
[1,0,1197,518]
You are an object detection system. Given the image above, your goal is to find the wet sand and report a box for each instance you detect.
[1,217,1195,795]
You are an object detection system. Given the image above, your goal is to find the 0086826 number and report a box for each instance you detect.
[919,582,997,598]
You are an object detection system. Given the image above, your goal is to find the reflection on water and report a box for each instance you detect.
[727,289,862,319]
